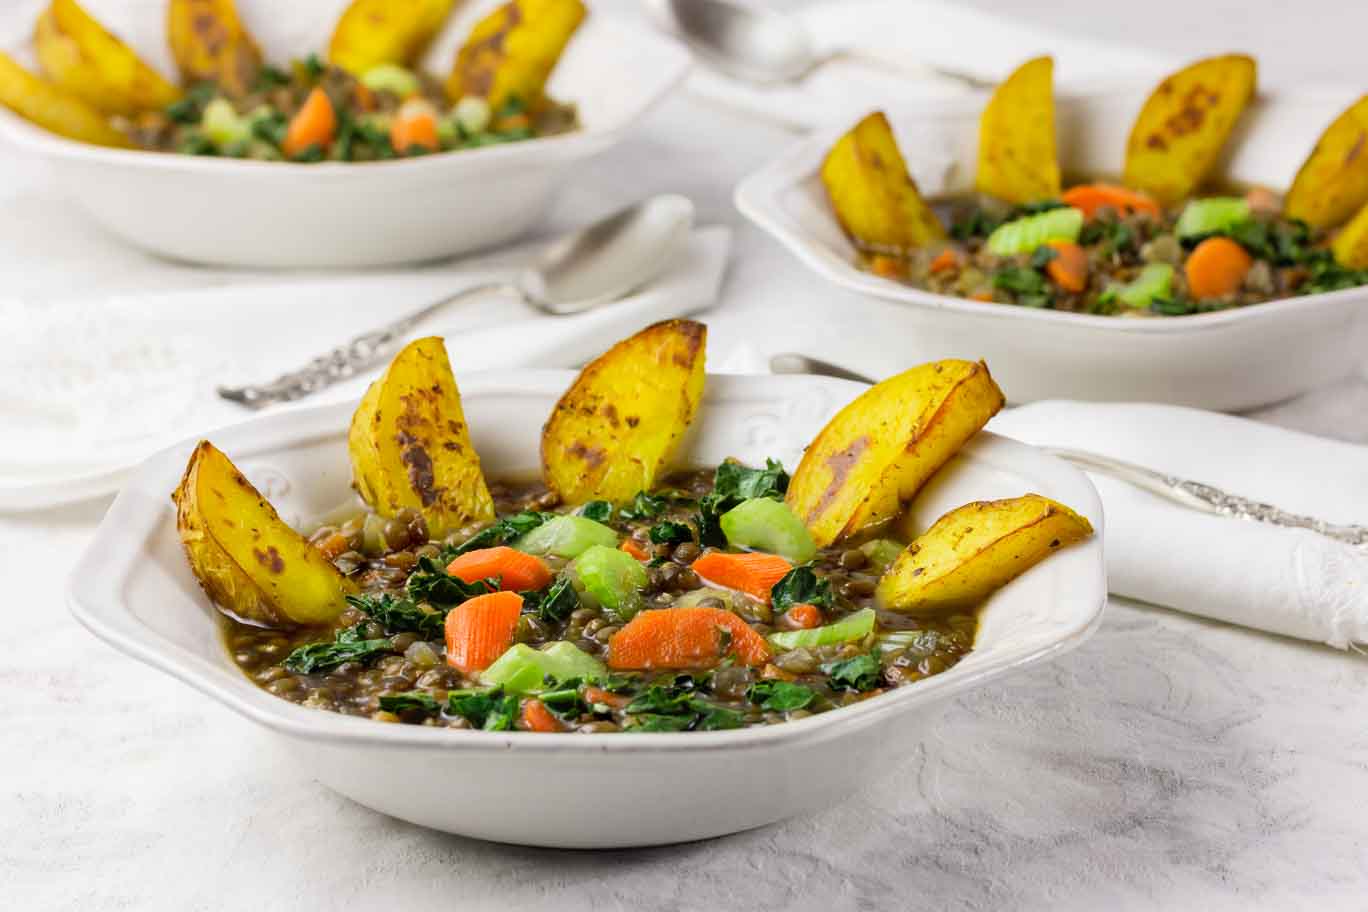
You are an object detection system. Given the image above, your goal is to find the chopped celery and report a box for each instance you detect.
[573,545,648,621]
[1107,263,1175,308]
[672,587,736,611]
[859,538,905,573]
[767,607,877,651]
[719,498,817,563]
[454,95,491,134]
[201,98,249,148]
[360,63,420,98]
[986,207,1084,256]
[1175,197,1250,239]
[515,515,617,558]
[481,641,607,693]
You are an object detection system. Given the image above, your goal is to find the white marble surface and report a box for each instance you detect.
[5,1,1368,909]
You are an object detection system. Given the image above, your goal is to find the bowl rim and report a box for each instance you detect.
[0,16,689,182]
[67,369,1107,756]
[734,92,1368,336]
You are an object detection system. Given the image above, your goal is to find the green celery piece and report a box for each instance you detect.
[767,607,877,651]
[480,641,607,693]
[573,545,648,621]
[514,514,618,558]
[719,498,817,563]
[201,98,250,148]
[986,207,1084,256]
[859,538,905,573]
[360,63,420,97]
[1113,263,1175,308]
[1175,197,1250,239]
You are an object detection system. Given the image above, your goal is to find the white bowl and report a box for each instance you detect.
[736,87,1368,410]
[0,16,689,269]
[67,370,1106,848]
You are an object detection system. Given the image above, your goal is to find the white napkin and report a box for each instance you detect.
[649,0,1178,130]
[990,402,1368,649]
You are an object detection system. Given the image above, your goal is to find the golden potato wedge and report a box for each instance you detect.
[821,111,945,254]
[173,441,354,627]
[328,0,455,74]
[976,56,1060,206]
[1284,94,1368,230]
[541,320,706,505]
[167,0,263,97]
[877,495,1093,613]
[349,337,495,539]
[446,0,587,109]
[35,0,181,116]
[0,50,128,146]
[1123,54,1256,206]
[1331,198,1368,268]
[786,360,1004,549]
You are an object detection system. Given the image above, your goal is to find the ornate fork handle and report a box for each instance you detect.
[1047,448,1368,549]
[217,281,514,409]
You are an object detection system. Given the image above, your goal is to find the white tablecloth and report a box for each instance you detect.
[6,2,1368,910]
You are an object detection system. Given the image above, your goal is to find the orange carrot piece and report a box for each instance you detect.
[607,606,770,670]
[353,82,377,112]
[583,686,630,709]
[929,249,961,274]
[783,602,823,629]
[1061,183,1161,219]
[1044,240,1089,293]
[969,290,994,302]
[314,531,350,561]
[282,87,336,157]
[519,698,563,733]
[445,590,523,674]
[690,552,792,602]
[446,546,551,592]
[1185,236,1252,299]
[390,99,439,154]
[869,255,907,279]
[619,538,649,561]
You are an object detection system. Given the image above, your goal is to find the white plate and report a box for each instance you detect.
[0,13,689,268]
[736,87,1368,410]
[68,370,1106,848]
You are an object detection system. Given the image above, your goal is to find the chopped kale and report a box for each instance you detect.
[578,501,614,523]
[405,555,497,605]
[346,592,446,638]
[444,511,555,558]
[695,459,790,548]
[770,565,833,614]
[521,575,580,624]
[378,691,441,715]
[619,491,668,521]
[746,680,817,712]
[283,626,393,674]
[822,651,883,692]
[446,688,520,730]
[649,520,694,546]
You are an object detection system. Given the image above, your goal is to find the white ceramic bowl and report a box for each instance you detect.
[68,370,1106,848]
[736,88,1368,410]
[0,16,689,269]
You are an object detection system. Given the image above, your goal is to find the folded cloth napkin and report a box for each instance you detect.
[648,0,1177,130]
[990,402,1368,649]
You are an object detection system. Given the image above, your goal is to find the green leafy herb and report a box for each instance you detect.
[1148,295,1197,316]
[1079,218,1136,258]
[253,64,290,91]
[619,491,668,521]
[300,53,326,80]
[695,493,729,548]
[1302,252,1368,295]
[406,555,497,605]
[822,651,883,692]
[496,95,527,118]
[628,713,692,732]
[578,501,614,523]
[165,82,215,124]
[714,459,789,502]
[1029,245,1059,268]
[290,143,325,163]
[446,688,520,730]
[691,700,744,730]
[250,109,288,147]
[378,691,441,715]
[1013,199,1067,216]
[346,592,445,638]
[747,680,816,711]
[538,685,588,718]
[950,208,1003,240]
[625,680,699,715]
[177,131,217,156]
[445,511,555,558]
[283,626,393,674]
[770,565,833,613]
[649,521,694,545]
[992,265,1052,308]
[522,575,580,624]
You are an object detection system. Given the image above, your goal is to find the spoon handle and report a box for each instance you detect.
[216,281,517,409]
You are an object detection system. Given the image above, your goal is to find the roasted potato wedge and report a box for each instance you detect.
[446,0,586,109]
[328,0,455,74]
[167,0,263,98]
[821,111,945,254]
[349,337,495,539]
[1284,93,1368,231]
[0,50,128,146]
[976,56,1060,206]
[1331,198,1368,268]
[1123,54,1256,206]
[35,0,181,116]
[877,495,1093,613]
[541,320,706,505]
[786,360,1004,549]
[173,441,354,627]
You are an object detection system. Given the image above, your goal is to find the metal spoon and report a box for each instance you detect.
[217,194,695,409]
[664,0,994,89]
[769,352,875,385]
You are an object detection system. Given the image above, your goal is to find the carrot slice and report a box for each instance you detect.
[868,255,908,279]
[583,685,631,709]
[390,98,439,154]
[282,86,336,157]
[445,590,523,674]
[783,602,823,629]
[519,698,563,733]
[619,538,649,561]
[929,249,961,274]
[447,546,551,591]
[1044,239,1089,293]
[1061,183,1161,219]
[1185,236,1252,299]
[607,607,770,670]
[690,552,792,602]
